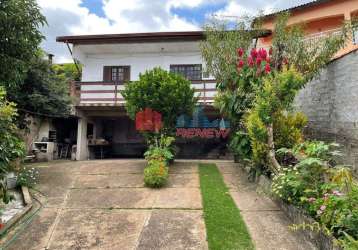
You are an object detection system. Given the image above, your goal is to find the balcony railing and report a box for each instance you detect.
[258,27,345,48]
[73,80,217,106]
[303,27,342,43]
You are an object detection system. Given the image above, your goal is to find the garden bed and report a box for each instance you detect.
[275,199,342,250]
[255,173,342,250]
[0,186,32,236]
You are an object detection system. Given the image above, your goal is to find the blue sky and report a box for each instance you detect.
[80,0,106,18]
[171,2,228,25]
[37,0,313,62]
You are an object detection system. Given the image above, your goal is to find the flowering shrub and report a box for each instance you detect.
[143,135,174,188]
[236,47,272,76]
[303,186,358,248]
[16,166,39,188]
[144,160,168,188]
[272,141,358,248]
[203,13,347,176]
[144,135,175,165]
[144,146,173,165]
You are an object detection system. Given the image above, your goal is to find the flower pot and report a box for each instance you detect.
[6,172,17,189]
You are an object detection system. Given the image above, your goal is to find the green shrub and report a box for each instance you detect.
[274,112,307,149]
[144,146,173,164]
[144,160,168,188]
[273,141,358,248]
[229,131,252,161]
[121,67,196,133]
[0,87,25,204]
[144,135,175,165]
[246,110,268,168]
[16,166,39,188]
[246,109,307,175]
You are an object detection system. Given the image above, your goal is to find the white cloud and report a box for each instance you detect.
[38,0,201,63]
[168,0,204,8]
[37,0,313,63]
[213,1,253,19]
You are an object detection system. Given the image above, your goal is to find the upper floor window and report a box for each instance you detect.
[103,66,130,83]
[170,64,202,80]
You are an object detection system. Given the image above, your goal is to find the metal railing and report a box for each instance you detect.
[73,80,217,106]
[303,27,343,43]
[256,27,348,51]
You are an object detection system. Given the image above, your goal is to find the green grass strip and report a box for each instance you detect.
[199,163,254,250]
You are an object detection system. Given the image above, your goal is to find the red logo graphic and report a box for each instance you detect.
[135,108,162,132]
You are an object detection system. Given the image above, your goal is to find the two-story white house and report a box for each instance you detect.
[57,31,225,161]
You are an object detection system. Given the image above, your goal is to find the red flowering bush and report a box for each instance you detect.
[235,47,271,76]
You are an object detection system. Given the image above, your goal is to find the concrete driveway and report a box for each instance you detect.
[3,160,207,250]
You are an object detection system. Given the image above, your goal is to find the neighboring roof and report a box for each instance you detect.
[57,30,271,45]
[261,0,333,20]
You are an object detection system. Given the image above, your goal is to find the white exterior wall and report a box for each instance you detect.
[73,41,209,82]
[72,41,216,105]
[81,52,204,82]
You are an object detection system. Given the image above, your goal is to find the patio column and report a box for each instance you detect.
[344,12,351,21]
[76,117,88,160]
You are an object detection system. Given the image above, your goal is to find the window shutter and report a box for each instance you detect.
[103,66,111,81]
[123,66,130,82]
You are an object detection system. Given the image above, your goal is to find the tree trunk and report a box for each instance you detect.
[267,123,281,175]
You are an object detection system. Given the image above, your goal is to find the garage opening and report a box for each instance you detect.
[86,110,230,160]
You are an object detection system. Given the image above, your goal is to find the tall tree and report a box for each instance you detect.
[201,13,348,175]
[8,53,72,128]
[52,63,82,82]
[200,19,264,129]
[0,0,46,89]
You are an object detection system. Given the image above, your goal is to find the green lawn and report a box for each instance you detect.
[199,163,254,250]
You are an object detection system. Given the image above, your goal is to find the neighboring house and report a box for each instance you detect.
[257,0,358,58]
[257,0,358,176]
[57,32,228,160]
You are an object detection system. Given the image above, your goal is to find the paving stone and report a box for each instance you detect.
[166,174,199,188]
[137,210,208,250]
[241,211,316,250]
[5,208,59,250]
[77,160,146,175]
[221,173,242,189]
[153,188,202,209]
[216,162,317,250]
[169,164,198,174]
[66,188,156,208]
[43,197,68,208]
[4,160,207,250]
[36,169,75,198]
[230,190,280,211]
[216,163,240,174]
[48,209,150,250]
[73,174,144,188]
